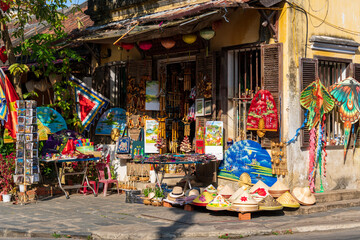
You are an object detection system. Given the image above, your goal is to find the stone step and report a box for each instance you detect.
[314,189,360,203]
[284,198,360,215]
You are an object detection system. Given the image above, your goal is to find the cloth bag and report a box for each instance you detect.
[131,128,144,159]
[116,127,131,154]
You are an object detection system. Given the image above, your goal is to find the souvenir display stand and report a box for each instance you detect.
[140,154,217,189]
[41,157,100,199]
[14,100,40,202]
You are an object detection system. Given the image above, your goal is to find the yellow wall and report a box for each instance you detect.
[210,9,260,51]
[288,0,360,62]
[100,44,142,65]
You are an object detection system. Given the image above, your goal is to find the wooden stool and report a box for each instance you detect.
[238,212,251,220]
[184,204,194,211]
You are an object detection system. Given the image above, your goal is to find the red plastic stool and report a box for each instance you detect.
[81,181,97,194]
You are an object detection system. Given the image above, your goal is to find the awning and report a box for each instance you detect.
[74,0,245,44]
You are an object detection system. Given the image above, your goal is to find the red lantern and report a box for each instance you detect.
[0,46,7,64]
[0,0,10,12]
[139,41,152,51]
[161,38,176,49]
[120,42,134,51]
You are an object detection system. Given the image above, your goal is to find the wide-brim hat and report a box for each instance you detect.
[192,191,214,206]
[206,194,231,211]
[268,179,290,198]
[277,191,300,208]
[186,189,200,197]
[292,187,316,205]
[258,195,283,211]
[169,186,184,198]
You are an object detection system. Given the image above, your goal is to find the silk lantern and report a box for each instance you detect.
[0,46,7,63]
[120,42,134,51]
[139,41,152,51]
[200,28,215,40]
[161,38,176,49]
[182,34,197,44]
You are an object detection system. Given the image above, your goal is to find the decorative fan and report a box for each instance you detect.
[111,128,121,141]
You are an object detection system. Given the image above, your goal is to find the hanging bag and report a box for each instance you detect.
[116,126,131,154]
[131,128,144,159]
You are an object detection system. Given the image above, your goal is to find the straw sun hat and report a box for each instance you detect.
[292,187,316,206]
[268,179,290,198]
[277,191,300,208]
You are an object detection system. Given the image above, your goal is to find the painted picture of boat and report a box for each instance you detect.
[95,108,127,135]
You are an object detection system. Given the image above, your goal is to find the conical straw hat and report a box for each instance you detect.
[292,187,316,205]
[229,186,246,203]
[192,191,214,206]
[217,185,225,192]
[233,190,258,205]
[258,195,283,211]
[206,194,231,211]
[218,184,235,197]
[277,191,300,208]
[268,179,290,198]
[204,184,217,193]
[250,180,269,192]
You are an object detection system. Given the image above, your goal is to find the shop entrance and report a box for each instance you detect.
[158,57,196,153]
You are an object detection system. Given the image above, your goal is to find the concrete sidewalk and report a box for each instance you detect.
[0,194,359,239]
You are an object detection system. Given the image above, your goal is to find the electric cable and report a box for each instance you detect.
[308,0,329,28]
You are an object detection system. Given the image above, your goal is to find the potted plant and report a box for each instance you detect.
[143,187,154,205]
[151,187,164,206]
[0,153,16,202]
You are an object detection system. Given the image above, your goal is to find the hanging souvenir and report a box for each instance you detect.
[180,136,191,153]
[182,34,197,44]
[120,42,134,51]
[199,28,215,56]
[247,90,278,137]
[161,38,176,49]
[330,77,360,158]
[300,78,334,193]
[139,41,152,51]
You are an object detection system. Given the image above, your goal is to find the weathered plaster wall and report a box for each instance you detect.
[280,0,360,190]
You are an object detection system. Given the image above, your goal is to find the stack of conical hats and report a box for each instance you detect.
[229,186,248,203]
[250,180,269,202]
[206,194,231,211]
[192,191,214,206]
[268,179,290,198]
[277,191,300,208]
[230,190,258,212]
[258,195,283,211]
[218,184,235,199]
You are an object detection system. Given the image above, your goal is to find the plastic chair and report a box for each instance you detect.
[96,163,120,196]
[81,181,97,195]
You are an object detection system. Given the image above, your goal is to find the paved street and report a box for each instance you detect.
[0,193,360,239]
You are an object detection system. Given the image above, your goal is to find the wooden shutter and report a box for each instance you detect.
[300,58,318,147]
[127,59,152,80]
[92,65,110,98]
[261,43,283,142]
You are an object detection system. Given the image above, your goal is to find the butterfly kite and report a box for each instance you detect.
[300,78,334,193]
[330,77,360,158]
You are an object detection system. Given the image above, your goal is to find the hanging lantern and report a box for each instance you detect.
[161,38,176,49]
[182,34,197,44]
[200,28,215,40]
[34,79,51,92]
[120,42,134,51]
[0,46,7,64]
[139,41,152,51]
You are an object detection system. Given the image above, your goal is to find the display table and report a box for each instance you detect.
[139,154,217,190]
[41,157,100,199]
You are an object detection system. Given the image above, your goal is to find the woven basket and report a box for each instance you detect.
[139,176,149,182]
[129,176,139,181]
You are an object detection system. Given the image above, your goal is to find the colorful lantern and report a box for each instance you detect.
[161,38,176,49]
[200,28,215,40]
[120,42,134,51]
[139,41,153,51]
[182,34,197,44]
[0,46,7,64]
